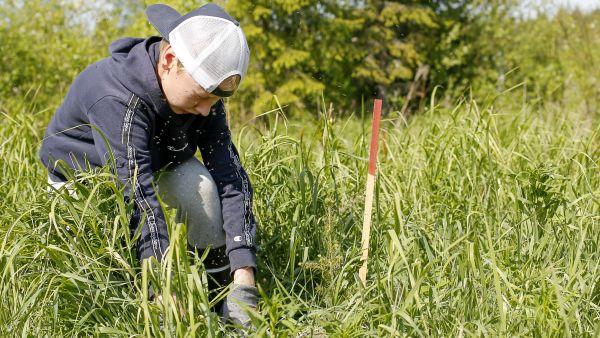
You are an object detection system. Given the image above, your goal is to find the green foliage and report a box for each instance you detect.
[1,86,599,335]
[224,0,468,114]
[2,1,600,336]
[3,1,600,119]
[446,5,600,114]
[503,9,600,112]
[0,0,130,111]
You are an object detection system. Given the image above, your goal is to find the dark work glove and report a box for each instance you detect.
[221,284,258,328]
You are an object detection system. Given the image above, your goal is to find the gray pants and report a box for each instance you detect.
[48,157,227,258]
[155,157,226,251]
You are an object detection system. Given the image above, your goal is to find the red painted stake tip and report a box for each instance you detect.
[368,99,382,176]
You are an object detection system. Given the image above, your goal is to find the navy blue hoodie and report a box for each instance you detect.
[39,36,256,272]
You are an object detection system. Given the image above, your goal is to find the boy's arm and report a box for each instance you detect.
[199,101,257,278]
[88,95,170,262]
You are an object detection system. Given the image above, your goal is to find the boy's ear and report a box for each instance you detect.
[160,44,177,71]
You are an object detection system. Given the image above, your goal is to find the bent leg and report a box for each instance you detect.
[156,157,226,249]
[155,157,231,305]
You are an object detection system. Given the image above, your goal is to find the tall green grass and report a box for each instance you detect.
[0,92,598,336]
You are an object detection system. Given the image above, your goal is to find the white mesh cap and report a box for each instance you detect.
[146,4,250,96]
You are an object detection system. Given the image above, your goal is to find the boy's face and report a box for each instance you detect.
[158,45,226,116]
[162,68,220,116]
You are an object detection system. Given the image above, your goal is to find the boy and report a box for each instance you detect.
[39,3,257,326]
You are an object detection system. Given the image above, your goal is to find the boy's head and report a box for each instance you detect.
[146,4,249,116]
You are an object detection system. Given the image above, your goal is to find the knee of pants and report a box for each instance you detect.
[155,157,226,249]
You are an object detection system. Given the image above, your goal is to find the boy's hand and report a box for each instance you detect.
[233,266,255,286]
[221,283,258,328]
[222,267,257,327]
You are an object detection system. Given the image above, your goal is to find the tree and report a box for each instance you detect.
[224,0,502,116]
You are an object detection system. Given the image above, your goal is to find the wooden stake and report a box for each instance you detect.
[359,99,382,286]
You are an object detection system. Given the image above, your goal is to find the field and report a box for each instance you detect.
[0,92,598,336]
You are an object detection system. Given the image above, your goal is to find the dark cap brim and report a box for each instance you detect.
[145,4,181,41]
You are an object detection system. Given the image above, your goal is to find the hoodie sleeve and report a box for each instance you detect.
[87,94,170,262]
[199,102,257,274]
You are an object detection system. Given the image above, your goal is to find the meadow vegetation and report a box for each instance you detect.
[0,0,599,336]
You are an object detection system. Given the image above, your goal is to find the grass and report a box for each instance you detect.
[0,91,599,336]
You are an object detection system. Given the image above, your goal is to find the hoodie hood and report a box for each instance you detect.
[108,36,173,119]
